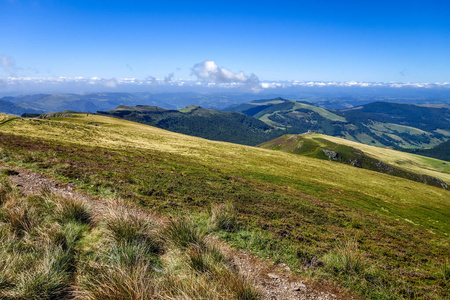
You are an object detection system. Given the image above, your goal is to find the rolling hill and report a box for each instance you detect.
[260,133,450,190]
[229,98,450,149]
[97,105,284,145]
[0,113,449,299]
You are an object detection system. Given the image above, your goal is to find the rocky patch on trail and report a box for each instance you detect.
[229,249,357,300]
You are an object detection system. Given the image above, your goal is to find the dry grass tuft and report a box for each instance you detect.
[164,217,206,250]
[76,260,155,300]
[54,196,93,225]
[211,202,239,233]
[324,240,365,275]
[0,173,260,299]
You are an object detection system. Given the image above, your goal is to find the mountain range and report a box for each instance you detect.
[96,99,450,156]
[1,92,449,157]
[229,98,450,149]
[0,92,293,114]
[1,91,450,115]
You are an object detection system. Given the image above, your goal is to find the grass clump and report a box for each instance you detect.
[2,199,39,236]
[164,216,206,250]
[103,202,162,251]
[185,243,230,276]
[0,176,18,205]
[54,196,92,225]
[324,241,365,275]
[77,251,156,300]
[225,271,261,300]
[211,202,239,233]
[13,248,72,300]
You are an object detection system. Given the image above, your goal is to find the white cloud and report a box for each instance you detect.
[0,55,18,76]
[191,61,260,89]
[102,79,118,88]
[260,82,284,89]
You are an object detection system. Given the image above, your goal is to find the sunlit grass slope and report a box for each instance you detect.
[259,133,450,188]
[320,134,450,175]
[0,113,449,299]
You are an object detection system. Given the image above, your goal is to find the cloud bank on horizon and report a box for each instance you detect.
[1,60,450,95]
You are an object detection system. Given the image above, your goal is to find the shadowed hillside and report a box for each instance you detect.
[406,140,450,162]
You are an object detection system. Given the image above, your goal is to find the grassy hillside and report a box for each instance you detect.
[406,140,450,162]
[230,98,450,149]
[97,105,283,145]
[260,133,450,190]
[0,113,449,299]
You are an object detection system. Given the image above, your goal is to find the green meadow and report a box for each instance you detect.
[0,113,449,299]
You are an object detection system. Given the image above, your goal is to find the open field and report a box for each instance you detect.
[0,113,449,299]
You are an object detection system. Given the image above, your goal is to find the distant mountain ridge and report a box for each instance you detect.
[0,99,43,115]
[0,93,175,115]
[229,98,450,149]
[0,92,281,115]
[2,93,449,152]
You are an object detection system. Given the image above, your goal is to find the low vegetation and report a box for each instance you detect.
[0,113,449,299]
[210,202,240,233]
[0,175,259,299]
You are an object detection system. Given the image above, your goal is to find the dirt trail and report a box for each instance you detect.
[1,165,358,300]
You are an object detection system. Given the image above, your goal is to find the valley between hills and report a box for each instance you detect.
[0,112,449,299]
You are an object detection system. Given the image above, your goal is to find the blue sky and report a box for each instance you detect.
[1,0,449,85]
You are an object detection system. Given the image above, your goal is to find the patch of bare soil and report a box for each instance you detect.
[214,237,359,300]
[0,165,359,300]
